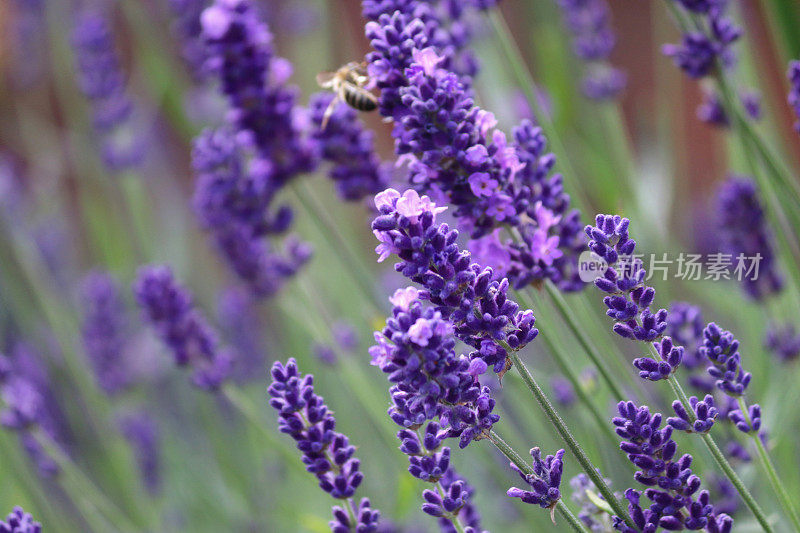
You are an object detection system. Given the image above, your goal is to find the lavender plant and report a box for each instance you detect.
[3,0,800,531]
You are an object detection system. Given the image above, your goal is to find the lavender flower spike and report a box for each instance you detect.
[715,177,783,300]
[0,507,41,533]
[789,60,800,133]
[507,447,566,515]
[134,265,233,391]
[268,358,380,531]
[612,401,732,531]
[80,270,131,395]
[372,188,538,376]
[72,11,143,170]
[585,214,669,343]
[557,0,627,100]
[668,395,718,434]
[699,322,752,398]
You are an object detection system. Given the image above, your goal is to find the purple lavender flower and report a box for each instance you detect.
[395,422,485,530]
[551,376,576,407]
[0,507,41,533]
[765,322,800,362]
[119,412,161,495]
[697,89,761,127]
[0,344,66,477]
[715,177,784,300]
[330,498,381,533]
[662,4,740,79]
[309,92,390,201]
[667,395,718,434]
[169,0,210,80]
[72,11,143,170]
[789,60,800,133]
[570,473,617,531]
[585,214,668,343]
[699,322,751,398]
[192,127,312,297]
[365,24,587,290]
[217,286,266,379]
[268,359,381,530]
[632,337,683,381]
[556,0,627,100]
[80,271,131,395]
[372,189,538,376]
[370,288,490,443]
[200,0,315,180]
[728,404,760,435]
[612,401,732,531]
[133,265,233,391]
[507,447,566,511]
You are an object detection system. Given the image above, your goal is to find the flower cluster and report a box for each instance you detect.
[268,358,380,532]
[556,0,627,100]
[169,0,209,80]
[370,286,497,446]
[668,395,718,434]
[119,412,161,495]
[612,401,732,531]
[632,337,683,382]
[507,447,566,511]
[664,0,761,127]
[699,323,752,398]
[765,322,800,362]
[372,189,538,375]
[585,214,669,342]
[133,265,233,391]
[0,345,63,478]
[309,92,390,201]
[366,16,587,291]
[201,0,315,180]
[196,0,317,295]
[0,507,41,533]
[363,1,485,116]
[71,10,142,170]
[715,177,784,300]
[789,60,800,133]
[662,1,740,79]
[192,127,312,297]
[395,422,484,531]
[80,271,131,395]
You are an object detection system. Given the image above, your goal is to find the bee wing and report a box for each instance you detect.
[316,71,337,88]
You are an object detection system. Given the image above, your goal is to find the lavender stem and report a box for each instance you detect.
[736,397,800,532]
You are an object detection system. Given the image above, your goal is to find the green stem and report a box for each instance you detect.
[35,431,141,533]
[486,9,592,214]
[543,281,628,401]
[737,398,800,532]
[512,288,620,445]
[501,348,637,530]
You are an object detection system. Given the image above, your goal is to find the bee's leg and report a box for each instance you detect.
[320,96,339,130]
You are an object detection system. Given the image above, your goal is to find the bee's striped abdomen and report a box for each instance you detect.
[343,84,378,112]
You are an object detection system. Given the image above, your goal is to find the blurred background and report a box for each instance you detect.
[1,0,800,531]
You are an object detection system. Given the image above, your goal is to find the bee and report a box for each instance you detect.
[316,62,378,129]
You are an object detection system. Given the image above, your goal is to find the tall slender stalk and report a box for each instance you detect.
[736,397,800,532]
